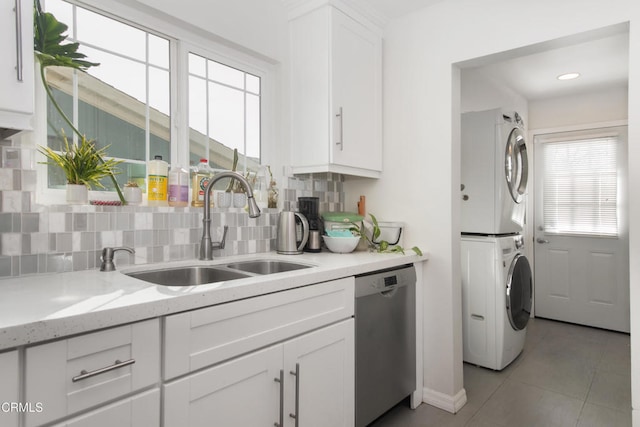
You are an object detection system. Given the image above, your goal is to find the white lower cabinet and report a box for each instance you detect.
[51,389,160,427]
[284,319,355,427]
[0,350,19,427]
[24,319,161,427]
[163,319,354,427]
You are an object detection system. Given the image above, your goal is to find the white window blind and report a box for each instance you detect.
[542,137,618,237]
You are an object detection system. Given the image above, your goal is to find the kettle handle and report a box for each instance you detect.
[294,212,309,251]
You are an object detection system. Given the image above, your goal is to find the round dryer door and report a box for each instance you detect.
[504,127,528,203]
[505,254,532,330]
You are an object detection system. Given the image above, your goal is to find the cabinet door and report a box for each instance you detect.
[0,0,34,130]
[164,344,282,427]
[284,319,355,427]
[0,350,19,427]
[331,8,382,173]
[51,389,160,427]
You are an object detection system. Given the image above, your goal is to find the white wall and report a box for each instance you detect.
[629,2,640,425]
[460,69,528,117]
[529,85,628,129]
[345,0,638,415]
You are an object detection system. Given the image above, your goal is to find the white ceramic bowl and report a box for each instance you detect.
[322,235,361,253]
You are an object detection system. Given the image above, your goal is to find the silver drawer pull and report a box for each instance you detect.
[72,358,135,382]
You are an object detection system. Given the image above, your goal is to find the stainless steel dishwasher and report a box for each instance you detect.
[355,264,416,427]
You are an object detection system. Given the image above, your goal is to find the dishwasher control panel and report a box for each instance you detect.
[355,264,416,297]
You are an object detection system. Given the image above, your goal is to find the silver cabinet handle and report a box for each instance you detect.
[335,107,343,151]
[536,238,550,244]
[289,363,300,427]
[14,0,23,82]
[72,358,135,382]
[273,370,284,427]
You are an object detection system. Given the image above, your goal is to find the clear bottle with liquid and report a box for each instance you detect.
[191,159,212,207]
[168,165,189,207]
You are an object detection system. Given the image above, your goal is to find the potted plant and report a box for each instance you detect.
[123,181,142,205]
[267,166,278,208]
[218,148,239,208]
[38,133,122,204]
[34,0,126,204]
[350,214,423,255]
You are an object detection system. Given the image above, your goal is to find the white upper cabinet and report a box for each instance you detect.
[289,2,383,178]
[0,0,34,133]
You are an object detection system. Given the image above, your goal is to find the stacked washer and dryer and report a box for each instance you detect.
[460,108,533,371]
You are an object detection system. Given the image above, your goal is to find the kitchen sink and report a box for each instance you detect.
[126,266,252,286]
[225,260,313,275]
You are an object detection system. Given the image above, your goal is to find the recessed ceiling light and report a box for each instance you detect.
[557,72,581,81]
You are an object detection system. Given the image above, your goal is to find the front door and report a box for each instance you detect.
[533,126,629,332]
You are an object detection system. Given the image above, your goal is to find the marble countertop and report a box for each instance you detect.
[0,250,426,350]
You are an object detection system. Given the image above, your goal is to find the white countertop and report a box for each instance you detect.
[0,250,426,350]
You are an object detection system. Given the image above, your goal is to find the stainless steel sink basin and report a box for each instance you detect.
[126,266,251,286]
[225,260,312,275]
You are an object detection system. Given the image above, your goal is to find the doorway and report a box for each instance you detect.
[533,126,629,332]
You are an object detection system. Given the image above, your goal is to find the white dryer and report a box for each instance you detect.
[461,109,528,234]
[461,234,532,370]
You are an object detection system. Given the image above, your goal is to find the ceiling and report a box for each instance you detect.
[365,0,629,101]
[462,31,629,101]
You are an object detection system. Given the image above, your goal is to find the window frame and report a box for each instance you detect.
[35,0,275,205]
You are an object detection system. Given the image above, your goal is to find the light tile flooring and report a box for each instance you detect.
[371,318,631,427]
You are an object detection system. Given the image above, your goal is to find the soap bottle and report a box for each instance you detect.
[147,155,169,206]
[168,165,189,207]
[191,158,212,207]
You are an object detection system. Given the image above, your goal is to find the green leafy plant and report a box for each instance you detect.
[34,0,125,203]
[38,133,122,188]
[351,214,423,256]
[225,148,240,193]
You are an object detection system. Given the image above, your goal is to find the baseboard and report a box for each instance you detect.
[422,387,467,414]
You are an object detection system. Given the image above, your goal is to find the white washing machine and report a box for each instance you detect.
[461,109,528,234]
[461,234,532,370]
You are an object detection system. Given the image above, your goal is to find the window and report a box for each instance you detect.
[542,136,619,237]
[38,0,267,201]
[188,52,261,174]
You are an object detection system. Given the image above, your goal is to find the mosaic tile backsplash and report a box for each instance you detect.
[0,142,345,278]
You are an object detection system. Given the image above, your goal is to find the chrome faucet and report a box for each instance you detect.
[100,246,135,271]
[200,171,261,260]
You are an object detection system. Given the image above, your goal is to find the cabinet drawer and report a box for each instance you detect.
[51,388,159,427]
[25,319,160,427]
[0,350,19,427]
[164,277,354,379]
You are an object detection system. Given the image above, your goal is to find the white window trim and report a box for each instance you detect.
[35,0,277,205]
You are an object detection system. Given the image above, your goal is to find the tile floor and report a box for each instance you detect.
[371,317,631,427]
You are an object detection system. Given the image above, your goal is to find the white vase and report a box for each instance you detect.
[217,191,232,208]
[124,186,142,205]
[66,184,88,205]
[233,192,247,208]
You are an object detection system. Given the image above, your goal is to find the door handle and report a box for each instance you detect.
[274,370,284,427]
[289,363,300,427]
[335,107,344,151]
[536,238,550,244]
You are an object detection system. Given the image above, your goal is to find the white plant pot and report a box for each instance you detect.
[66,184,88,205]
[124,186,142,205]
[217,191,232,208]
[233,192,247,208]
